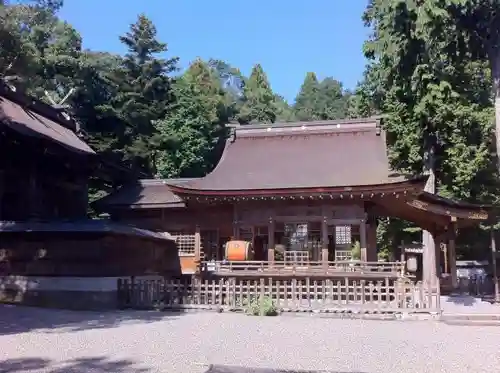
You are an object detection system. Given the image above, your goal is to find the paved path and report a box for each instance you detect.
[0,305,499,373]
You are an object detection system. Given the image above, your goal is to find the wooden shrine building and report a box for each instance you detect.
[97,118,491,287]
[0,81,180,309]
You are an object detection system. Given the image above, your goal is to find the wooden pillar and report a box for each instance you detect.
[491,229,500,303]
[448,220,458,289]
[360,220,367,262]
[422,229,438,288]
[194,225,201,273]
[366,222,378,262]
[232,204,240,239]
[0,170,3,220]
[267,218,275,263]
[321,218,328,263]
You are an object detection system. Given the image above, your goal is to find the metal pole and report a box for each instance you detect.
[490,228,499,303]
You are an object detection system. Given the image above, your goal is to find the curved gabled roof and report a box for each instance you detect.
[167,118,422,195]
[0,82,95,155]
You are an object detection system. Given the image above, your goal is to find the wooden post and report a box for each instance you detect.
[491,228,500,303]
[194,225,201,273]
[366,222,378,262]
[422,134,438,289]
[268,218,275,264]
[448,220,458,289]
[0,170,3,220]
[321,218,328,264]
[360,220,367,262]
[232,204,240,239]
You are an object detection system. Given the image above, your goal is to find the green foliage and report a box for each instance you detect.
[317,78,350,120]
[237,64,277,124]
[107,14,179,176]
[244,295,278,316]
[294,72,320,121]
[361,0,500,258]
[351,241,361,260]
[155,59,228,178]
[294,73,351,121]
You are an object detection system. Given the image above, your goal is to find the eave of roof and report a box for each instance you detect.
[168,176,428,197]
[93,178,200,210]
[0,220,174,241]
[406,193,490,221]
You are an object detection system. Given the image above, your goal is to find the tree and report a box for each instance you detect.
[294,72,320,121]
[237,64,276,124]
[317,77,350,120]
[274,94,296,122]
[155,59,228,178]
[0,0,76,97]
[399,0,500,171]
[347,64,384,118]
[108,14,179,176]
[208,58,245,122]
[362,0,498,263]
[363,0,495,202]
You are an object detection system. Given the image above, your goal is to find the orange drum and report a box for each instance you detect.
[225,240,253,261]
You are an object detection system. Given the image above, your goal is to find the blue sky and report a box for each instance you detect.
[59,0,370,103]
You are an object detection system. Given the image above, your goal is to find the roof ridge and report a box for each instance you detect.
[139,178,201,186]
[232,117,381,138]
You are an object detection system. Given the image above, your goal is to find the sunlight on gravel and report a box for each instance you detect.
[1,306,499,373]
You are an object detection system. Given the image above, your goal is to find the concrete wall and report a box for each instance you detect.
[0,275,163,310]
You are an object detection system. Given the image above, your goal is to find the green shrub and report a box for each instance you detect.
[244,295,278,316]
[351,241,361,260]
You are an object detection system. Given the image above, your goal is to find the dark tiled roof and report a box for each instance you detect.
[171,118,409,193]
[0,219,173,241]
[0,83,95,155]
[95,178,198,209]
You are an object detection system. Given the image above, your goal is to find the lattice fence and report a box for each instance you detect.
[117,277,441,313]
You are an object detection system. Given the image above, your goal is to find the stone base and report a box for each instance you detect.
[0,289,117,310]
[0,275,163,310]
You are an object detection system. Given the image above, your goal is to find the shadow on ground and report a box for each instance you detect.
[441,294,500,308]
[205,365,368,373]
[0,304,182,335]
[0,356,151,373]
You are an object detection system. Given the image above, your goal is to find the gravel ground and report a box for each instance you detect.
[1,305,499,373]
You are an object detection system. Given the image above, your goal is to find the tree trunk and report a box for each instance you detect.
[490,53,500,303]
[422,140,438,288]
[491,54,500,170]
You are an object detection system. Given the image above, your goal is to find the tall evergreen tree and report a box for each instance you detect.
[155,59,228,178]
[208,58,245,122]
[362,0,498,260]
[274,94,296,122]
[108,14,178,176]
[317,77,350,120]
[363,0,496,202]
[237,64,276,124]
[294,72,320,121]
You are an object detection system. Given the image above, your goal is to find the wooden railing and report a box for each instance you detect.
[200,260,405,276]
[117,277,441,313]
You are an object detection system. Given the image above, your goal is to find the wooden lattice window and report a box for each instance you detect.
[170,232,196,256]
[335,225,352,246]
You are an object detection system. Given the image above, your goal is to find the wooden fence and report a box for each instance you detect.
[117,276,441,314]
